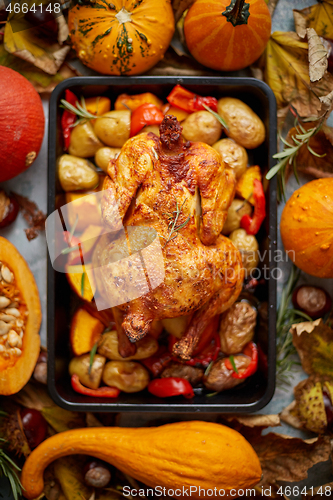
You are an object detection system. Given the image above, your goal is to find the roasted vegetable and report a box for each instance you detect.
[236,165,262,205]
[58,155,99,192]
[229,229,259,276]
[115,92,163,111]
[94,111,130,147]
[69,354,106,390]
[182,110,222,145]
[212,138,248,179]
[98,331,158,361]
[203,356,251,392]
[68,122,103,158]
[219,301,257,355]
[70,307,104,356]
[217,98,265,149]
[94,147,121,172]
[222,199,252,235]
[148,377,194,398]
[102,361,149,393]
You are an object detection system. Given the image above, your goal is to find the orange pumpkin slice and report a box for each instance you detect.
[66,264,96,302]
[70,307,104,356]
[0,237,41,395]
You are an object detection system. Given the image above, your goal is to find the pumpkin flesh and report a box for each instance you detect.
[184,0,271,71]
[0,237,41,395]
[68,0,175,75]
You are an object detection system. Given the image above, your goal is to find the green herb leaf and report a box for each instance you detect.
[202,103,228,130]
[89,342,98,375]
[81,272,85,297]
[0,439,22,500]
[228,355,239,374]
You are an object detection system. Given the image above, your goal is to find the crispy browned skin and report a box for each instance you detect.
[97,116,244,357]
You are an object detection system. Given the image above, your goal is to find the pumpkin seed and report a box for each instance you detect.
[9,347,22,357]
[0,345,5,353]
[16,319,24,328]
[0,314,16,322]
[0,320,10,335]
[0,297,11,309]
[5,308,20,317]
[1,265,13,283]
[8,330,22,348]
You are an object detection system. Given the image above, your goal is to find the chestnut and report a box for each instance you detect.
[20,408,48,449]
[0,190,19,229]
[84,460,111,488]
[292,285,332,319]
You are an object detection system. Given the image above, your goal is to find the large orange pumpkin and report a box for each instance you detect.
[280,179,333,279]
[0,66,45,182]
[184,0,271,71]
[68,0,175,75]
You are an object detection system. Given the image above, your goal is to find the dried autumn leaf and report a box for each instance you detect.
[294,2,333,41]
[265,31,333,117]
[291,319,333,376]
[172,0,196,22]
[280,400,304,430]
[54,456,92,500]
[245,431,331,490]
[294,10,308,39]
[307,28,328,82]
[4,7,70,75]
[292,375,333,434]
[0,43,79,93]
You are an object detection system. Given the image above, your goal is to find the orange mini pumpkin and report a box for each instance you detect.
[280,179,333,279]
[184,0,271,71]
[68,0,175,75]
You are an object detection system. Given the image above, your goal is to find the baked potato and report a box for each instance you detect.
[219,301,257,355]
[69,354,106,390]
[203,355,251,392]
[68,122,103,158]
[217,98,265,149]
[98,331,158,361]
[222,199,252,235]
[94,110,130,147]
[58,155,99,191]
[102,361,149,393]
[95,147,121,172]
[212,138,248,179]
[182,110,222,145]
[229,228,259,277]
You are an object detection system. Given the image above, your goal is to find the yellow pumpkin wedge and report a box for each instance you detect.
[0,237,41,395]
[68,0,175,76]
[21,421,262,499]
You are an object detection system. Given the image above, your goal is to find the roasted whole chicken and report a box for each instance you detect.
[95,115,244,360]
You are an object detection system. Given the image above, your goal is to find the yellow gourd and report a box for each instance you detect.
[21,421,261,499]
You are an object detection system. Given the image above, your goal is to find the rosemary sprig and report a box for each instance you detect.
[88,342,98,374]
[81,272,85,297]
[276,265,312,386]
[0,439,23,500]
[162,196,191,247]
[266,115,326,201]
[228,355,239,374]
[202,103,228,130]
[60,97,116,127]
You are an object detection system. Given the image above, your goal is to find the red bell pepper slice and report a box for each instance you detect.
[61,89,77,151]
[148,377,194,399]
[71,374,120,398]
[224,341,258,379]
[240,179,266,235]
[167,85,218,113]
[141,346,172,377]
[130,103,164,136]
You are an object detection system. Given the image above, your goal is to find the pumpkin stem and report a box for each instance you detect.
[115,7,132,24]
[222,0,250,27]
